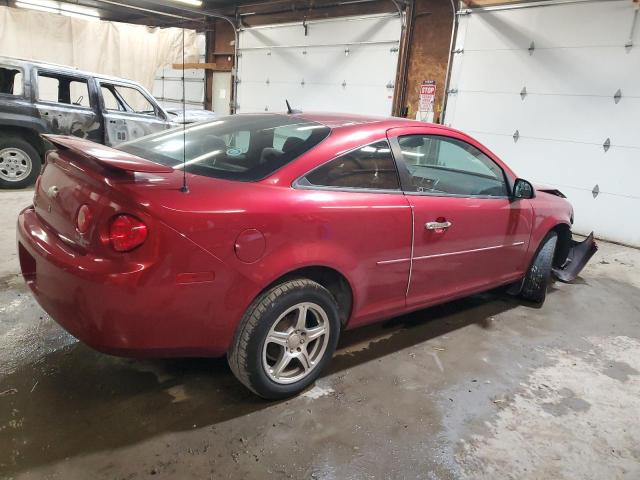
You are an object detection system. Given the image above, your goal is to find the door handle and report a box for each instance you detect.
[425,220,452,230]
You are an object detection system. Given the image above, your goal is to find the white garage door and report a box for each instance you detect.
[236,13,401,115]
[445,0,640,247]
[153,33,206,111]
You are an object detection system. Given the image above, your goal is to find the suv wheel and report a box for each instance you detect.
[0,136,41,189]
[228,279,341,399]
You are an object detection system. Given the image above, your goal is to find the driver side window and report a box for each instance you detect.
[397,135,508,197]
[101,83,155,115]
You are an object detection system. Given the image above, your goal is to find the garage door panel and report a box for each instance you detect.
[240,14,400,49]
[239,81,393,116]
[162,67,204,81]
[467,131,637,202]
[446,1,639,246]
[161,81,204,104]
[240,46,397,86]
[457,48,640,96]
[451,92,640,148]
[559,186,640,247]
[464,1,632,51]
[237,14,400,115]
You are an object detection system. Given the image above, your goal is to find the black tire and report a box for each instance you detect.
[228,279,341,399]
[0,135,41,189]
[520,232,558,304]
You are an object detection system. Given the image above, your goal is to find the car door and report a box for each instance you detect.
[97,80,172,146]
[387,127,533,308]
[33,69,102,143]
[295,139,412,327]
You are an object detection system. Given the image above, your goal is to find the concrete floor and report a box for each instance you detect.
[1,189,639,480]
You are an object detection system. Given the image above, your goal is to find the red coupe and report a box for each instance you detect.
[17,113,596,398]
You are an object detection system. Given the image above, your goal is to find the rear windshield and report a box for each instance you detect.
[117,114,330,182]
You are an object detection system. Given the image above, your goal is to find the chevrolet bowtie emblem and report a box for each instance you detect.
[47,186,59,198]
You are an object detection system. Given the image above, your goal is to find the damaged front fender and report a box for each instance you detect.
[552,232,598,283]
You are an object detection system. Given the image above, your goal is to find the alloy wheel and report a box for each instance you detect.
[262,302,331,385]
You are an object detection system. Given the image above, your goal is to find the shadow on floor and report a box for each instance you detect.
[0,289,522,475]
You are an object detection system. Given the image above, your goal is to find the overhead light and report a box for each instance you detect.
[15,0,100,18]
[168,0,203,6]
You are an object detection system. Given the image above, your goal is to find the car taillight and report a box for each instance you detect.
[76,204,92,233]
[108,214,148,252]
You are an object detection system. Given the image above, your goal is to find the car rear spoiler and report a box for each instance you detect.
[42,134,174,173]
[552,232,598,283]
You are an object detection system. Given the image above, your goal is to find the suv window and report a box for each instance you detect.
[397,135,508,197]
[300,140,400,191]
[0,67,24,96]
[102,83,155,115]
[101,86,126,111]
[37,72,91,107]
[117,114,330,182]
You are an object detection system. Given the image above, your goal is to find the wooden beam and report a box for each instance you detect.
[172,62,217,70]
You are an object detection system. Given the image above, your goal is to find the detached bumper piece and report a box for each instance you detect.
[552,232,598,283]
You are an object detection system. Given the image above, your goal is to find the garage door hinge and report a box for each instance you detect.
[614,89,622,104]
[603,138,611,152]
[513,130,520,143]
[520,87,527,100]
[453,48,464,54]
[447,88,458,95]
[386,82,395,89]
[528,41,535,55]
[235,77,241,84]
[390,46,399,53]
[456,9,472,15]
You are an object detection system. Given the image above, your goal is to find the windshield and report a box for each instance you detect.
[116,114,330,181]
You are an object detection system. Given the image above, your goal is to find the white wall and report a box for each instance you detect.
[445,0,640,247]
[0,5,199,96]
[236,13,401,115]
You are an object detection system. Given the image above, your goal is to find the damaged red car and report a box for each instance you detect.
[17,113,596,398]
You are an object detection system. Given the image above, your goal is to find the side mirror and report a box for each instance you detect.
[513,178,535,199]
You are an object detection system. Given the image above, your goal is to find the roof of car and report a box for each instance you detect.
[0,55,144,86]
[292,111,454,132]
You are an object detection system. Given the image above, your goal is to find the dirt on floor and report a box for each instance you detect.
[1,189,639,479]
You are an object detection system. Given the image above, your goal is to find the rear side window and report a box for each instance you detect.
[37,72,90,107]
[117,114,330,182]
[299,140,400,191]
[0,67,24,96]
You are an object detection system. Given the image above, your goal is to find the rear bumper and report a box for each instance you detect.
[17,206,234,357]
